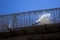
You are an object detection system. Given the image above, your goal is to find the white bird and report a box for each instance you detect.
[35,13,52,25]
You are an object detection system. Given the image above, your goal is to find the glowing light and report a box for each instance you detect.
[36,13,52,24]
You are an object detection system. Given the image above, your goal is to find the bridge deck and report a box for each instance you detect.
[0,23,60,39]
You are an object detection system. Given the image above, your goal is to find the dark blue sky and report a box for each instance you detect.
[0,0,60,15]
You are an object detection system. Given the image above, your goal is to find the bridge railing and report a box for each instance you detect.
[0,8,60,32]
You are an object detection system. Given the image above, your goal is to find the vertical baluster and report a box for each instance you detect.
[0,17,3,30]
[28,12,31,26]
[56,9,58,23]
[56,10,58,23]
[52,10,55,23]
[15,15,17,28]
[58,9,60,23]
[57,9,59,23]
[54,10,56,23]
[11,15,16,30]
[56,10,57,23]
[58,10,59,23]
[2,17,4,30]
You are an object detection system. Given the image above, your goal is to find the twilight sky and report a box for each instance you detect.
[0,0,60,15]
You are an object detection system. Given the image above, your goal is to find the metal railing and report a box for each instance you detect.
[0,8,60,32]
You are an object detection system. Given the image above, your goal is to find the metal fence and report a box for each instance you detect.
[0,8,60,32]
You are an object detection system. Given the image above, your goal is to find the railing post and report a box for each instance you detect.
[28,13,31,26]
[11,15,16,31]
